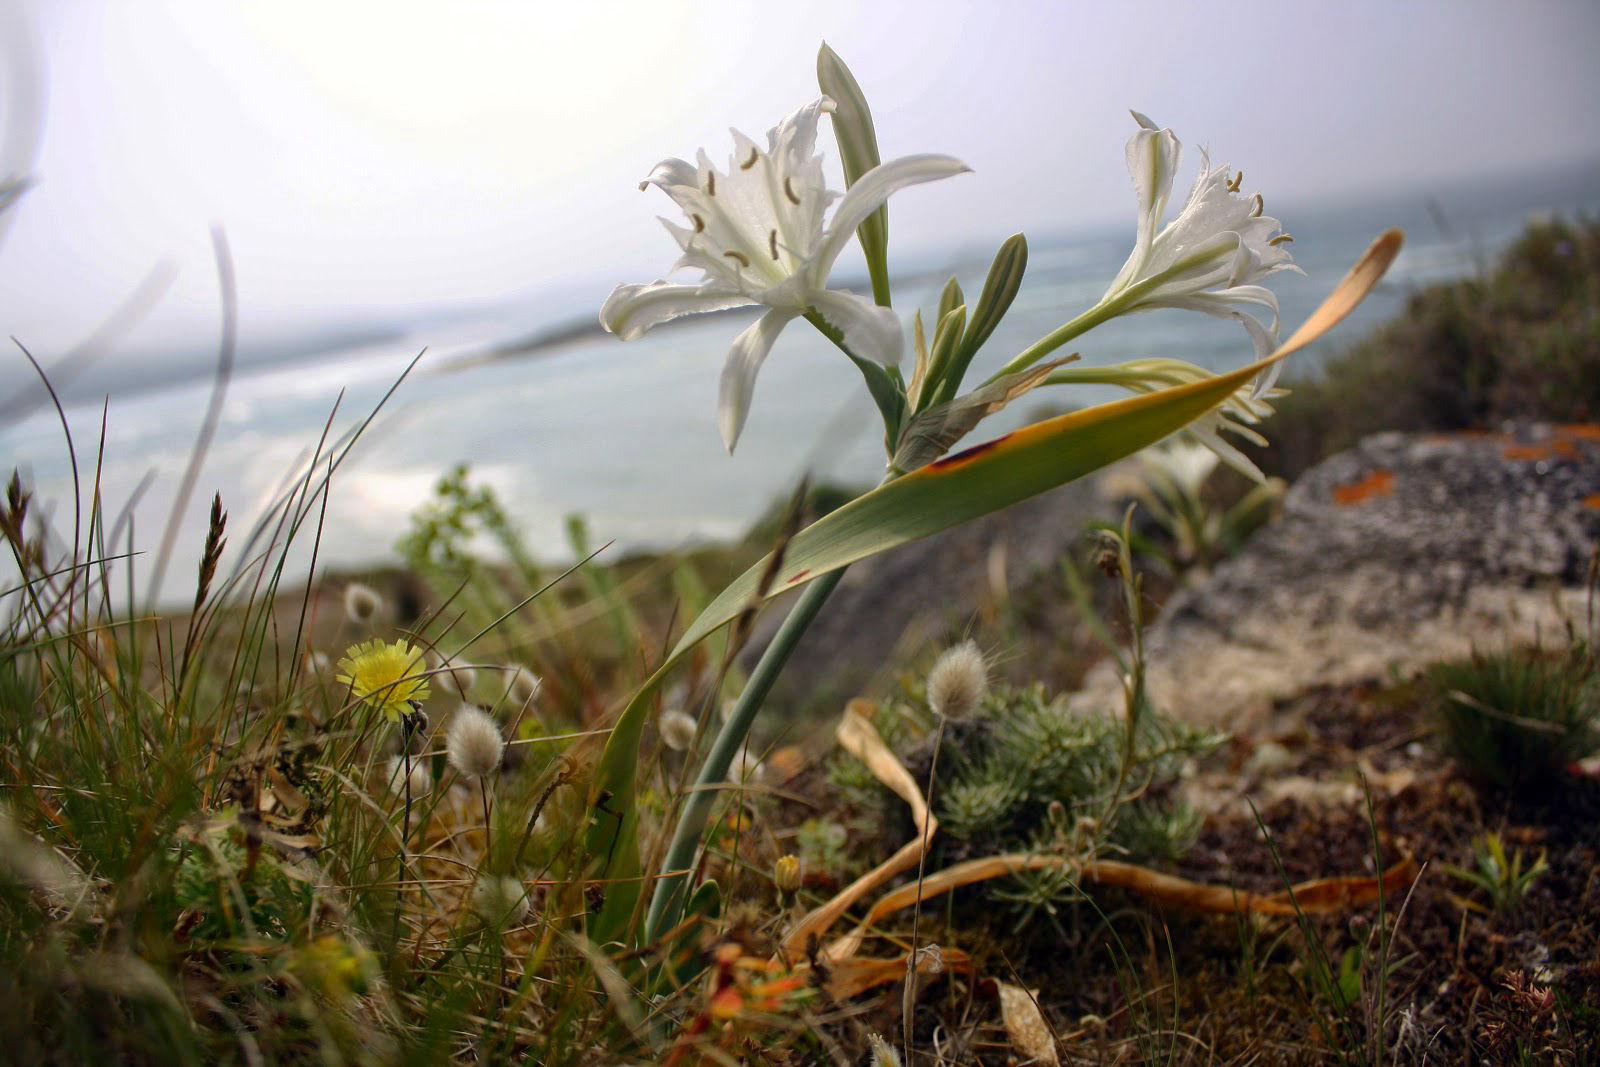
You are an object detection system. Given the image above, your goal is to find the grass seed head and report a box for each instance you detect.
[342,581,383,624]
[504,664,542,707]
[659,708,697,751]
[446,705,504,780]
[385,755,432,797]
[927,640,989,720]
[471,874,530,927]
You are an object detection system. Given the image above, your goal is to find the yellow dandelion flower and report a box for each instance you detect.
[335,638,430,720]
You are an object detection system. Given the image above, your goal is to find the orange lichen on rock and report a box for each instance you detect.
[1502,443,1553,461]
[1332,468,1394,505]
[1583,493,1600,511]
[1555,423,1600,441]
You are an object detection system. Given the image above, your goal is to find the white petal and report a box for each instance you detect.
[811,153,970,277]
[719,308,800,452]
[600,281,752,340]
[1126,122,1181,258]
[808,288,903,366]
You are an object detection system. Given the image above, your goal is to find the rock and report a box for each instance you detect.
[1074,425,1600,729]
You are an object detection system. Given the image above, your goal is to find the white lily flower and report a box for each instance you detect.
[1104,112,1301,393]
[600,97,969,451]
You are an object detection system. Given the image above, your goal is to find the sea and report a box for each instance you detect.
[4,161,1598,610]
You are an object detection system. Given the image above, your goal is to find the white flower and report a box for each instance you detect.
[1137,441,1220,503]
[600,97,969,451]
[1105,112,1301,390]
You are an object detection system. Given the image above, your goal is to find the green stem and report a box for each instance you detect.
[642,566,847,944]
[986,297,1127,384]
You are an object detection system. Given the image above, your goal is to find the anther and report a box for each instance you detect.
[723,249,750,267]
[706,172,716,197]
[768,230,779,259]
[1226,170,1244,193]
[740,147,759,170]
[1251,193,1264,218]
[1269,233,1294,246]
[783,177,800,205]
[692,213,706,233]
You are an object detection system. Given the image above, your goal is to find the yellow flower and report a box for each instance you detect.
[335,638,430,720]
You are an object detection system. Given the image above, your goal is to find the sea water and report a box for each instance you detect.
[3,163,1596,609]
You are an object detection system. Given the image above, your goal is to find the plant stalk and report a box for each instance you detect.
[643,566,847,944]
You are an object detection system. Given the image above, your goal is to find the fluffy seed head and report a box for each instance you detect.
[504,664,541,707]
[728,744,764,785]
[385,755,432,798]
[430,653,476,699]
[446,706,504,780]
[342,582,383,624]
[659,708,697,751]
[927,641,989,720]
[471,874,530,927]
[866,1033,903,1067]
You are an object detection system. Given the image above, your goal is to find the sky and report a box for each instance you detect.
[1,0,1598,388]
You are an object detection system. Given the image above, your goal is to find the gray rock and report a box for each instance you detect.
[1074,425,1600,729]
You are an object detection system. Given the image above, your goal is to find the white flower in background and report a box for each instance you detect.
[601,97,969,451]
[1104,112,1301,390]
[1137,440,1220,503]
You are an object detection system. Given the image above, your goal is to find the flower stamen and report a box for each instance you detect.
[1251,193,1264,218]
[740,147,759,170]
[1226,170,1244,193]
[783,177,800,205]
[706,171,716,196]
[693,213,706,233]
[768,230,779,259]
[1269,233,1294,245]
[723,249,750,267]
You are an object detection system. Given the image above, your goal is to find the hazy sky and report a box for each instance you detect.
[2,0,1597,371]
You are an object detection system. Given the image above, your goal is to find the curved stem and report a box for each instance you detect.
[643,566,847,945]
[986,297,1126,384]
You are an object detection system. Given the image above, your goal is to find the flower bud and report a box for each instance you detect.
[774,854,803,895]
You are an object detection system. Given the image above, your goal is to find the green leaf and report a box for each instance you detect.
[674,229,1401,656]
[586,228,1402,944]
[818,43,890,307]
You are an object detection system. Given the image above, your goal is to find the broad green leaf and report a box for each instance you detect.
[587,227,1402,944]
